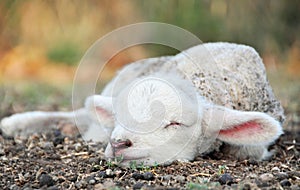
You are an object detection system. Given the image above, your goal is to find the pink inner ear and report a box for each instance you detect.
[219,121,263,137]
[96,107,112,119]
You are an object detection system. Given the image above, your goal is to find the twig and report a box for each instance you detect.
[283,141,300,146]
[189,173,211,177]
[61,152,89,159]
[118,171,127,181]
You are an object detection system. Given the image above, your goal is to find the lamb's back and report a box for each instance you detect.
[102,42,285,123]
[177,42,285,123]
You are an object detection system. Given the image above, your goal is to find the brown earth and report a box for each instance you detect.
[0,111,299,190]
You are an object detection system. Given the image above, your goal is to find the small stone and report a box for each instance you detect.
[242,183,251,190]
[218,173,233,185]
[89,179,96,185]
[74,143,82,152]
[89,157,100,164]
[68,175,78,182]
[143,172,154,180]
[132,173,144,180]
[174,175,185,183]
[287,171,300,178]
[9,184,19,190]
[133,182,144,189]
[162,175,172,181]
[271,166,280,173]
[102,181,115,188]
[259,173,274,182]
[291,185,300,190]
[248,173,258,179]
[99,171,107,178]
[0,149,5,156]
[275,172,289,180]
[23,187,33,190]
[105,169,115,177]
[90,165,101,172]
[40,142,54,149]
[94,184,104,189]
[248,159,258,165]
[53,136,65,146]
[75,180,88,189]
[39,174,55,187]
[47,186,59,190]
[280,179,291,187]
[24,172,31,179]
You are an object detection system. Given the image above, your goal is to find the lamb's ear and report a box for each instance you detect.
[203,105,283,146]
[85,95,114,127]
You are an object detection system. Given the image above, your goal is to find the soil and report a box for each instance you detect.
[0,116,299,190]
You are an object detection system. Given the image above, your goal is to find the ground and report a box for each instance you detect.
[0,74,299,190]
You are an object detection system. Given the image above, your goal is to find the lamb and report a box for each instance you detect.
[0,42,285,166]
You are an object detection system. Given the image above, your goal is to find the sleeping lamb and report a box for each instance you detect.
[0,42,285,166]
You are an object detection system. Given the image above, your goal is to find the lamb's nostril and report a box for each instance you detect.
[124,139,132,147]
[111,139,132,149]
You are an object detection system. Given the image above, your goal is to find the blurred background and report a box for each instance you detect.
[0,0,299,124]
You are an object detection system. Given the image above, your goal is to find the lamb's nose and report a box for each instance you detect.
[111,139,132,149]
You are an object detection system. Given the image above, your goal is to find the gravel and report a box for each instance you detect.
[0,123,298,190]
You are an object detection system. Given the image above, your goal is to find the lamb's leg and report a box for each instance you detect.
[0,108,89,138]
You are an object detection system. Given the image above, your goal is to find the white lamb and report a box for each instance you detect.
[0,42,285,166]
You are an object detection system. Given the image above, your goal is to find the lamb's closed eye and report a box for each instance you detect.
[164,121,186,128]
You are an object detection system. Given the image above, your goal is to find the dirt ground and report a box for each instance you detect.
[0,121,299,190]
[0,79,299,190]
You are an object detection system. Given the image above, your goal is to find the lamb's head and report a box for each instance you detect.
[87,74,203,166]
[87,74,283,166]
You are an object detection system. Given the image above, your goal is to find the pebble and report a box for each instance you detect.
[174,175,185,183]
[275,172,289,180]
[9,184,19,190]
[162,175,172,181]
[53,136,65,146]
[132,172,144,180]
[39,174,55,187]
[88,157,100,164]
[47,186,59,190]
[99,171,107,178]
[68,175,78,182]
[75,180,87,189]
[248,173,258,178]
[23,188,33,190]
[287,171,300,178]
[242,183,251,190]
[218,173,233,185]
[98,169,115,178]
[280,179,291,187]
[89,179,96,185]
[133,182,144,189]
[105,169,115,177]
[74,143,82,152]
[291,185,300,190]
[271,166,280,173]
[143,172,154,180]
[248,159,258,165]
[259,173,274,182]
[24,172,31,179]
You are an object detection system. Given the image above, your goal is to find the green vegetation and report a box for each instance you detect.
[0,83,72,117]
[47,42,83,65]
[218,165,226,175]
